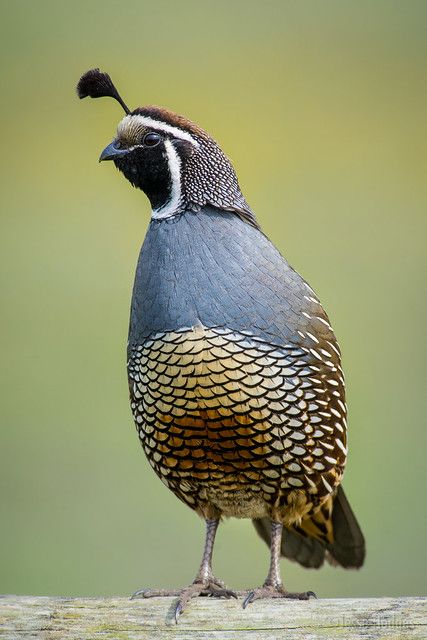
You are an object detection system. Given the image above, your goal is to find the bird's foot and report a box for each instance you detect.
[242,584,316,608]
[131,576,237,623]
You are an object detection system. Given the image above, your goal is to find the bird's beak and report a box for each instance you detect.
[99,140,129,162]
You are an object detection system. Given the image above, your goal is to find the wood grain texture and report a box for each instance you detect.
[1,596,426,639]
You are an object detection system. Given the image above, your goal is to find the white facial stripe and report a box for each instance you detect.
[152,139,182,219]
[118,114,200,148]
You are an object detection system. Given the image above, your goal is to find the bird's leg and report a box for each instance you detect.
[194,518,224,585]
[132,519,236,621]
[243,522,316,608]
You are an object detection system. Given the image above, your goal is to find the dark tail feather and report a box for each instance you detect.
[327,485,365,567]
[252,486,365,570]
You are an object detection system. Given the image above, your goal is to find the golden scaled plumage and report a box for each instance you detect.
[128,325,347,525]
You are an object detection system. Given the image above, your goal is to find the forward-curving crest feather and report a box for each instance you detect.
[77,68,130,114]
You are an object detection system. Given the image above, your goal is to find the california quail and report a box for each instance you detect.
[77,69,365,618]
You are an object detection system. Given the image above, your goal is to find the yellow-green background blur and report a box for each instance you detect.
[1,0,426,598]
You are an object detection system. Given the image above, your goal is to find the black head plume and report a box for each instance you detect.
[76,68,130,114]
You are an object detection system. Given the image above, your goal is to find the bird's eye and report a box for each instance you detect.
[143,132,161,147]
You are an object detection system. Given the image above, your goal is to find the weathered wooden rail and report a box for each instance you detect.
[0,595,426,639]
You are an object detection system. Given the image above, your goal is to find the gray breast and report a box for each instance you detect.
[128,206,335,352]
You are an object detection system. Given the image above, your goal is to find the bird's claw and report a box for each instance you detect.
[174,601,183,623]
[242,585,317,608]
[131,579,236,623]
[242,590,255,609]
[130,588,149,600]
[173,581,237,622]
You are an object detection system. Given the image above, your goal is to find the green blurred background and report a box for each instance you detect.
[1,0,426,599]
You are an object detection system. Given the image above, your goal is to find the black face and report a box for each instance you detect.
[112,132,174,211]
